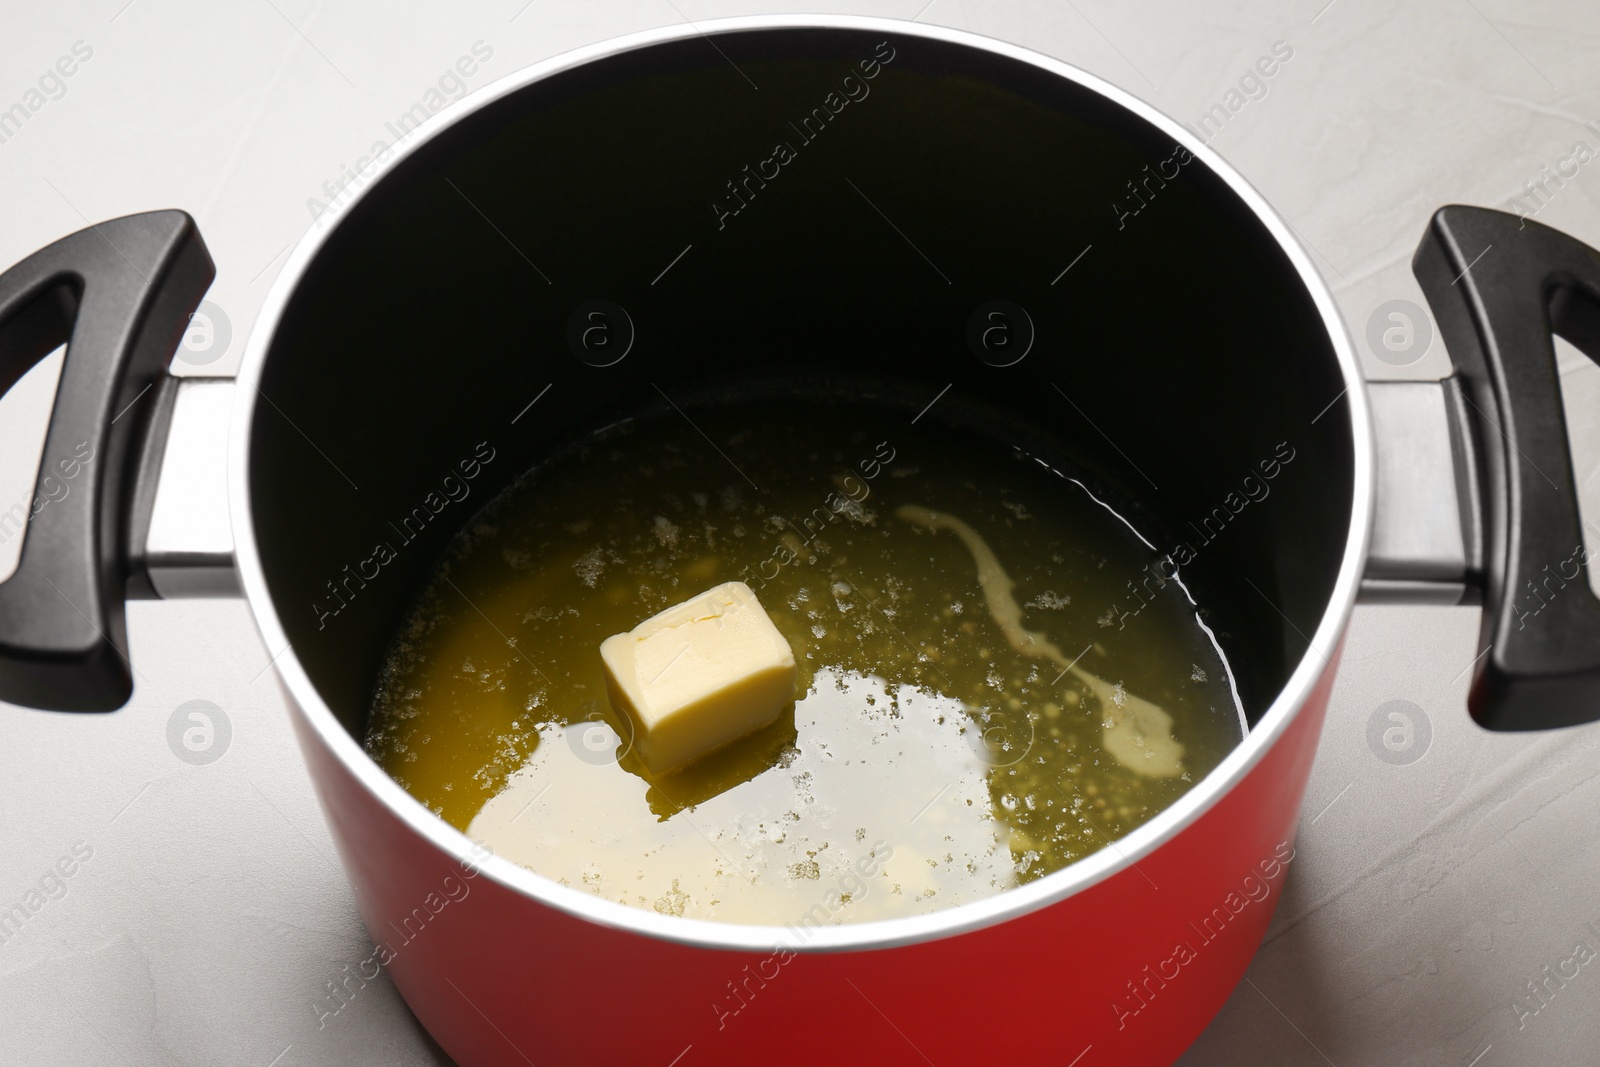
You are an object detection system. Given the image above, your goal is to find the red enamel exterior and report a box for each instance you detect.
[287,645,1340,1067]
[227,18,1369,1066]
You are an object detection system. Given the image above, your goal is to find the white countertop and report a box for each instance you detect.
[3,1,1599,1064]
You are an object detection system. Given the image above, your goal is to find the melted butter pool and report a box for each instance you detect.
[470,668,1013,923]
[366,401,1246,925]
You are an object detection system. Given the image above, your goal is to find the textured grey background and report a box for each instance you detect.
[2,1,1599,1065]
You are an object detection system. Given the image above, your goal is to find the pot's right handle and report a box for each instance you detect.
[1411,205,1600,730]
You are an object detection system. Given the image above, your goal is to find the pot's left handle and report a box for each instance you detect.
[0,211,215,711]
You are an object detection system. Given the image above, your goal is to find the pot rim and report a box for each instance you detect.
[228,13,1373,954]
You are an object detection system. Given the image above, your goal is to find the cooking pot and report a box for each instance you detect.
[5,15,1600,1066]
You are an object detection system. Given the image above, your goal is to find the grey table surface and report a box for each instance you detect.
[3,1,1600,1064]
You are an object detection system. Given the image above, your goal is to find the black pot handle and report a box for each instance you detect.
[0,211,214,711]
[1414,205,1600,730]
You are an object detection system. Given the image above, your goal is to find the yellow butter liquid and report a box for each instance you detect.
[366,402,1245,926]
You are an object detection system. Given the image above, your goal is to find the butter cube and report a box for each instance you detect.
[600,582,797,776]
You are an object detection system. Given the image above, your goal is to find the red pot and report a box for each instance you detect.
[5,16,1599,1066]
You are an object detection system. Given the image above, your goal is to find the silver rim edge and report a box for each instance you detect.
[227,13,1374,954]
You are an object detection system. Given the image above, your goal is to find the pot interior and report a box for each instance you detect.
[249,26,1353,751]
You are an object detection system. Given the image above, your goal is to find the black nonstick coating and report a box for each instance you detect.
[249,27,1353,739]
